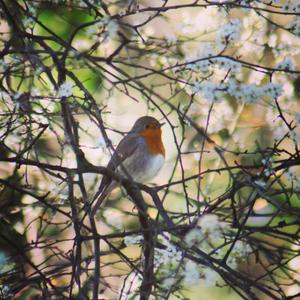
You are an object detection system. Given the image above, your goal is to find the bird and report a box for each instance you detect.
[90,116,165,216]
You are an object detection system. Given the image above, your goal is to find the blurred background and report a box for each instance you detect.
[0,0,300,299]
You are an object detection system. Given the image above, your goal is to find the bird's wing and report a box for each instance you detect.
[107,134,141,172]
[93,134,140,200]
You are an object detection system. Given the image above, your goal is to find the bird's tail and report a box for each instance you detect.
[89,181,118,217]
[90,186,111,216]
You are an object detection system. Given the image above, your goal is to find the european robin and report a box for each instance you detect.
[91,116,165,216]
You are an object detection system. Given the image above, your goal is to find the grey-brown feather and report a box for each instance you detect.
[91,116,163,215]
[93,116,160,200]
[92,133,141,202]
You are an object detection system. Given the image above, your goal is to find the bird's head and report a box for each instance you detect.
[130,116,164,135]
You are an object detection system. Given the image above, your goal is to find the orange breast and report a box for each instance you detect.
[140,128,165,156]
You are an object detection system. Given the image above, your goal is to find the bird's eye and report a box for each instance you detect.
[145,124,150,129]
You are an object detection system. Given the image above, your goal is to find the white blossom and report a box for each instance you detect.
[296,178,300,189]
[31,88,40,96]
[290,130,300,144]
[24,17,35,29]
[262,157,274,176]
[202,267,218,287]
[239,84,264,103]
[192,81,225,102]
[124,235,143,246]
[183,260,200,286]
[119,9,127,17]
[198,214,219,231]
[189,59,211,74]
[162,277,176,289]
[201,43,215,57]
[197,214,228,242]
[239,0,252,11]
[185,228,204,246]
[0,285,12,298]
[295,112,300,125]
[184,218,226,250]
[268,34,277,47]
[229,82,280,102]
[0,252,7,265]
[273,125,286,140]
[227,256,238,269]
[213,57,241,74]
[35,67,43,76]
[216,19,241,48]
[57,81,73,97]
[263,83,283,98]
[28,5,37,16]
[0,60,8,72]
[106,20,118,38]
[285,169,295,182]
[99,17,118,40]
[189,79,283,104]
[23,5,36,29]
[86,24,97,35]
[13,92,22,101]
[289,21,300,36]
[212,249,224,259]
[228,82,282,102]
[282,2,300,12]
[262,157,273,166]
[226,241,251,269]
[154,238,182,266]
[103,209,123,229]
[232,240,251,257]
[86,17,118,41]
[277,57,295,71]
[254,179,266,188]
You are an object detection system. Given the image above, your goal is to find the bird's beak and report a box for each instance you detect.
[159,122,165,128]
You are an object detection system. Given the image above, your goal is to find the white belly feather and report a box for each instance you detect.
[119,153,165,183]
[141,154,165,182]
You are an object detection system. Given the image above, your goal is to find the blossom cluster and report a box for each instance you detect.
[182,214,251,287]
[187,56,241,77]
[23,5,37,30]
[290,21,300,37]
[86,16,118,42]
[154,234,182,266]
[216,19,241,49]
[285,169,300,189]
[185,214,228,247]
[124,234,143,247]
[282,2,300,12]
[295,112,300,125]
[226,241,251,269]
[277,57,295,71]
[123,233,182,266]
[183,260,201,286]
[57,81,73,98]
[262,157,275,177]
[189,79,283,103]
[0,60,8,73]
